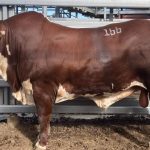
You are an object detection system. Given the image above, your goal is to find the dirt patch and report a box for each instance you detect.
[0,115,150,150]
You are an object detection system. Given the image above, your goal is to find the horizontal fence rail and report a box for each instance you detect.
[0,0,150,8]
[49,18,129,28]
[0,105,149,115]
[0,2,150,115]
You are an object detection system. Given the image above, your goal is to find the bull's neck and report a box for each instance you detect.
[0,23,10,57]
[0,22,15,81]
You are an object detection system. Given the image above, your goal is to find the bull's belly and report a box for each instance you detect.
[55,82,142,108]
[56,84,101,103]
[12,82,106,105]
[12,80,146,109]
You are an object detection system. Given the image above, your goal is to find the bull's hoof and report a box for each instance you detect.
[34,146,46,150]
[34,141,46,150]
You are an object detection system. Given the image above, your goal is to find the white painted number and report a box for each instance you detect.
[104,27,122,36]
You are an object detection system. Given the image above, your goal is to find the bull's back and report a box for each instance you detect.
[6,13,150,91]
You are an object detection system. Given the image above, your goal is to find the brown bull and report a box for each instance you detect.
[0,12,149,149]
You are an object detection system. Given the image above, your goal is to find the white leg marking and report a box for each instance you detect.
[0,53,8,81]
[48,125,50,135]
[35,140,46,150]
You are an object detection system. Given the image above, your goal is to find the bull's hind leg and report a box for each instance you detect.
[32,80,57,150]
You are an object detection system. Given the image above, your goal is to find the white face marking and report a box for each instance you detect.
[104,27,122,36]
[0,53,8,81]
[0,30,5,35]
[12,79,34,105]
[6,44,11,56]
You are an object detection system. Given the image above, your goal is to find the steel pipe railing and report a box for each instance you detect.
[0,0,150,8]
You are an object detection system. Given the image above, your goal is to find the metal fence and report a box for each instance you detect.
[0,1,150,115]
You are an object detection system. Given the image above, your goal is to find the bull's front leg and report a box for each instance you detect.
[32,80,57,150]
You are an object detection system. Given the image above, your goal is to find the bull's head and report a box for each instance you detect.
[0,21,6,39]
[0,20,8,81]
[0,30,5,37]
[0,20,6,51]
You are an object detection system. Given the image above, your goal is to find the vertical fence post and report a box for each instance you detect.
[104,7,107,21]
[3,87,9,105]
[0,88,3,105]
[21,5,26,13]
[55,7,60,17]
[109,8,113,21]
[2,6,8,20]
[42,6,47,17]
[0,6,2,20]
[8,6,15,18]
